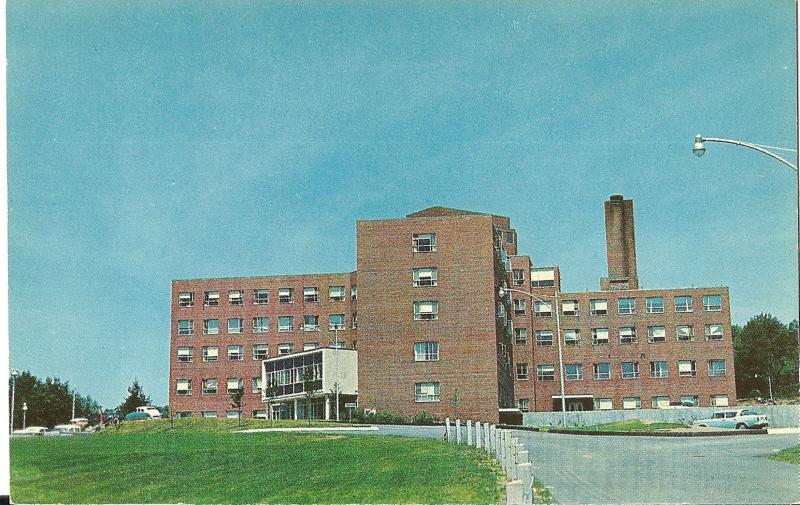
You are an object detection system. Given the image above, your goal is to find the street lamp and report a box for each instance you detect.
[498,286,567,426]
[330,326,341,422]
[22,402,28,430]
[754,373,774,401]
[10,369,19,433]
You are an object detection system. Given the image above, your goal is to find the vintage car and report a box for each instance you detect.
[691,409,769,429]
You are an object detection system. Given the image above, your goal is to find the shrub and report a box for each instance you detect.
[411,411,438,425]
[375,411,406,425]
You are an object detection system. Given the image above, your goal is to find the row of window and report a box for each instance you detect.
[512,268,555,288]
[519,295,723,317]
[515,394,730,412]
[178,286,356,308]
[177,314,355,335]
[523,359,727,381]
[178,341,431,364]
[175,377,261,396]
[173,411,270,419]
[513,324,725,346]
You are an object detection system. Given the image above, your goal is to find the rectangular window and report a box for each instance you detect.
[351,286,357,301]
[512,269,525,286]
[329,314,345,330]
[352,312,357,329]
[506,230,515,244]
[678,360,697,377]
[513,298,526,315]
[176,379,192,396]
[201,379,218,395]
[536,364,555,381]
[708,359,726,377]
[518,398,529,412]
[202,411,217,418]
[412,268,438,287]
[681,395,698,407]
[413,301,439,320]
[561,300,579,316]
[531,268,555,287]
[412,233,437,252]
[621,362,639,379]
[203,319,219,335]
[619,326,637,344]
[227,318,244,334]
[329,286,346,301]
[645,297,664,313]
[676,325,694,342]
[178,320,194,336]
[227,378,243,394]
[618,298,636,315]
[535,329,553,346]
[703,294,722,311]
[252,409,268,419]
[204,291,220,307]
[177,346,193,363]
[514,328,528,345]
[564,329,580,346]
[650,361,669,378]
[675,296,693,313]
[594,398,613,411]
[304,342,320,351]
[253,289,269,305]
[278,288,293,304]
[178,292,194,308]
[252,344,268,360]
[330,341,346,349]
[202,346,218,362]
[228,290,243,306]
[226,411,240,419]
[303,287,319,303]
[252,377,263,394]
[565,364,583,381]
[278,316,294,332]
[593,363,611,380]
[533,301,552,317]
[623,397,641,410]
[711,394,729,407]
[414,342,439,361]
[302,315,319,331]
[590,299,608,315]
[652,396,669,409]
[253,317,269,333]
[415,382,440,402]
[648,325,666,343]
[277,343,293,355]
[516,363,529,380]
[227,345,244,361]
[592,328,609,345]
[705,324,724,340]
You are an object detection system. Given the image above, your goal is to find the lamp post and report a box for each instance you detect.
[499,286,566,426]
[22,402,28,430]
[10,369,19,433]
[754,373,774,401]
[332,326,340,422]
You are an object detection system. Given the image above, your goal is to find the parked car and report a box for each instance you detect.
[70,417,90,429]
[17,426,48,436]
[135,406,162,419]
[661,401,695,409]
[53,424,83,435]
[691,409,769,429]
[124,411,151,421]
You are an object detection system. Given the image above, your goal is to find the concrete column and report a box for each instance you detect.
[489,424,496,454]
[484,423,491,453]
[456,419,462,444]
[324,396,331,420]
[506,480,523,505]
[475,421,482,449]
[445,417,452,443]
[517,462,533,505]
[466,420,473,446]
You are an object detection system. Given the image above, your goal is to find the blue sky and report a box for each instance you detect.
[7,1,797,406]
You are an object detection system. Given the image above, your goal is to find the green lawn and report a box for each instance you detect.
[768,445,800,465]
[554,419,686,432]
[11,426,503,504]
[109,417,356,434]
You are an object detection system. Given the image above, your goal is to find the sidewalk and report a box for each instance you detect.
[767,426,800,434]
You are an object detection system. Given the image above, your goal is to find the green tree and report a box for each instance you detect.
[117,379,152,417]
[733,314,799,399]
[230,388,244,426]
[8,371,98,429]
[264,381,281,425]
[302,367,318,426]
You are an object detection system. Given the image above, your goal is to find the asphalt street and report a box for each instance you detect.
[373,425,798,504]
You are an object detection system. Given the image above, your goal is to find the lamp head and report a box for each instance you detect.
[22,402,27,411]
[498,287,506,298]
[693,134,706,157]
[10,368,19,378]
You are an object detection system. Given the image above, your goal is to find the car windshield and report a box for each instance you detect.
[741,410,755,415]
[725,411,737,418]
[713,412,725,419]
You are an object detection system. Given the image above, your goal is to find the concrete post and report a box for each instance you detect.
[466,420,473,446]
[324,396,331,420]
[445,417,451,443]
[475,421,482,449]
[456,419,462,444]
[506,480,523,505]
[517,462,533,505]
[489,424,496,454]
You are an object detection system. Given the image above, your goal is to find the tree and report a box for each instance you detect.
[117,379,152,417]
[302,367,318,426]
[263,381,281,426]
[230,388,244,426]
[733,314,799,399]
[8,371,99,429]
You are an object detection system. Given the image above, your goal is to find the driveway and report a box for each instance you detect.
[373,426,798,504]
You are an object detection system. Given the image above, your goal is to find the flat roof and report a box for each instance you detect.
[173,271,355,283]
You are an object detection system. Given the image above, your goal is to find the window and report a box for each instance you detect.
[564,329,580,346]
[703,294,722,311]
[253,289,269,305]
[678,360,697,377]
[329,314,345,330]
[561,300,579,316]
[201,379,218,395]
[177,346,193,363]
[304,287,319,303]
[650,361,669,378]
[518,399,529,412]
[592,328,609,345]
[705,324,724,341]
[645,297,664,313]
[203,319,219,335]
[176,379,192,396]
[226,411,240,419]
[352,313,357,329]
[681,395,698,407]
[621,362,639,379]
[535,329,553,346]
[253,317,269,333]
[252,409,268,419]
[202,411,217,418]
[228,345,244,361]
[178,292,194,307]
[278,288,293,304]
[228,290,243,306]
[414,342,439,361]
[565,364,583,381]
[514,328,528,345]
[304,342,320,351]
[252,344,268,360]
[330,341,346,349]
[415,382,441,402]
[590,299,608,315]
[329,286,346,301]
[204,291,220,307]
[227,378,244,394]
[676,325,694,342]
[506,230,515,244]
[710,394,729,407]
[410,268,438,288]
[516,363,529,380]
[593,363,611,380]
[531,268,555,287]
[202,346,218,362]
[708,359,726,377]
[618,298,636,315]
[648,326,666,343]
[533,301,552,317]
[594,398,613,410]
[278,343,293,355]
[513,298,526,315]
[252,377,263,394]
[412,233,437,252]
[619,327,637,344]
[302,315,319,331]
[228,318,244,334]
[413,301,439,320]
[512,269,524,286]
[623,397,641,410]
[178,320,194,336]
[536,364,555,381]
[651,396,669,409]
[675,296,693,312]
[278,316,294,332]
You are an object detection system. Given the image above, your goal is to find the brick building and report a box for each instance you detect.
[168,196,736,421]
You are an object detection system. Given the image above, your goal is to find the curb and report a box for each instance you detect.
[543,428,768,437]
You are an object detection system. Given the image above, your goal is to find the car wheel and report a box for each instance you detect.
[735,423,747,430]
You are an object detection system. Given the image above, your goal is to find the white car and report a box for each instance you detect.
[14,426,48,436]
[135,406,162,419]
[53,424,83,435]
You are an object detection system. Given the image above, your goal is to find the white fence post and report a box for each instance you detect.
[518,462,533,504]
[489,424,496,454]
[456,419,462,444]
[475,421,482,449]
[466,420,473,446]
[445,417,451,443]
[506,480,523,505]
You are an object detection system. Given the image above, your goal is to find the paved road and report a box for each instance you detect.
[372,426,798,504]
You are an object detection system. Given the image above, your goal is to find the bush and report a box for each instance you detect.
[375,411,406,425]
[411,411,438,425]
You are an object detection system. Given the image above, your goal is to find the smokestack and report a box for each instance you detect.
[600,195,639,290]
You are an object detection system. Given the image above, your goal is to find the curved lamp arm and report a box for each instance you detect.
[694,135,798,172]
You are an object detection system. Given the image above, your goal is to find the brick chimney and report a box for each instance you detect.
[600,195,639,290]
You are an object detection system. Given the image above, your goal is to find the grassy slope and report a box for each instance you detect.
[768,445,800,465]
[110,417,356,433]
[556,419,686,432]
[11,425,503,504]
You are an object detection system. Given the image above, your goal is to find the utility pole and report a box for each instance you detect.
[72,391,76,420]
